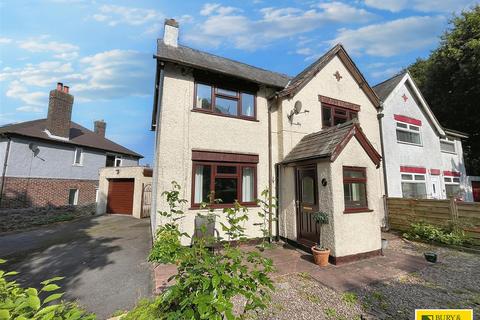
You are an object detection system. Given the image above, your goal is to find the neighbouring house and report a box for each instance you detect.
[0,83,142,209]
[96,166,153,218]
[373,71,471,201]
[150,19,386,264]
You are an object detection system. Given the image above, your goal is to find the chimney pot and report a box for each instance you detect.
[94,120,106,137]
[57,82,63,91]
[163,18,179,47]
[63,85,69,94]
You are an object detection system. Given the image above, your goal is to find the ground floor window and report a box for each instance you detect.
[343,167,368,212]
[192,162,256,207]
[401,173,427,198]
[444,176,461,198]
[68,188,79,205]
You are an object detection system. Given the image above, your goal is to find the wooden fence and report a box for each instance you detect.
[386,197,480,245]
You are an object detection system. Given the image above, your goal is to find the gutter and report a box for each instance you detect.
[149,59,166,241]
[377,103,389,229]
[0,135,11,207]
[267,91,273,242]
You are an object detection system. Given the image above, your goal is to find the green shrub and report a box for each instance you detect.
[0,259,95,320]
[148,225,185,264]
[403,222,470,246]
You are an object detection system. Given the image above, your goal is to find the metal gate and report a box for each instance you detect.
[141,183,152,218]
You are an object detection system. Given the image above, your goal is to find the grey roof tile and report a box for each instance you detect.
[372,71,406,101]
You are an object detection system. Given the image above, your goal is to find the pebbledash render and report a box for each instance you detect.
[150,19,386,263]
[0,83,142,209]
[373,71,471,201]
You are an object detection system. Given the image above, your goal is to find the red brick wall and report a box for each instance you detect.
[0,177,98,209]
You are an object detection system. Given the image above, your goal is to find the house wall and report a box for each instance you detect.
[331,138,382,257]
[382,77,469,199]
[96,166,152,219]
[154,64,273,244]
[0,139,8,170]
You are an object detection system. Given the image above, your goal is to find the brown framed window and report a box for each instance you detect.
[343,167,368,213]
[194,82,256,120]
[192,161,257,207]
[322,104,357,128]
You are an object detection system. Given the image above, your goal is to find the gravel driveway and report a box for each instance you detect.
[253,237,479,320]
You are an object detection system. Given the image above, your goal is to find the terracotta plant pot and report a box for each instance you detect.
[311,246,330,267]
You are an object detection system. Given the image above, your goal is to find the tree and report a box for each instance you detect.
[408,5,480,175]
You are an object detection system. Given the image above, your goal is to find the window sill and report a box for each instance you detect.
[191,108,258,122]
[189,203,259,210]
[72,164,83,167]
[343,208,373,214]
[397,141,423,147]
[440,150,457,155]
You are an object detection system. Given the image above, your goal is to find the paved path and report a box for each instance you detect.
[0,215,153,319]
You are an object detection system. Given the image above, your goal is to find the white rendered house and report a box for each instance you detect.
[373,71,470,201]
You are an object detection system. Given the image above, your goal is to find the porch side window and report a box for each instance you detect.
[396,121,421,145]
[194,82,256,120]
[322,104,357,128]
[444,176,460,198]
[192,162,257,207]
[401,173,427,198]
[343,167,368,212]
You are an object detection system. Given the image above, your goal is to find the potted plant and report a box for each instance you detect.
[311,211,330,267]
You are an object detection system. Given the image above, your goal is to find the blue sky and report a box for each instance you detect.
[0,0,477,164]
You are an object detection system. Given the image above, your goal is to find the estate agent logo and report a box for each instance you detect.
[415,309,473,320]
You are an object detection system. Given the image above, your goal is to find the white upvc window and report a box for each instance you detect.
[444,176,461,198]
[396,121,422,145]
[114,156,122,167]
[73,148,83,165]
[401,173,427,198]
[68,188,79,205]
[440,137,456,154]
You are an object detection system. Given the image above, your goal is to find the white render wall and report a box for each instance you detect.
[381,76,469,200]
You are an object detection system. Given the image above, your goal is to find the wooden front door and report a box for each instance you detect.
[107,179,134,215]
[296,167,320,247]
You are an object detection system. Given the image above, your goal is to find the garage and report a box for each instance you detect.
[107,178,134,215]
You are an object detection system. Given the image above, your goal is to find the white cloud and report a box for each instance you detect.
[17,36,79,60]
[5,81,47,106]
[93,5,163,27]
[0,37,12,44]
[296,47,313,55]
[186,3,376,50]
[16,105,44,113]
[364,0,477,13]
[330,16,446,57]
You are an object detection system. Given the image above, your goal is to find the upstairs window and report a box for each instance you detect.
[440,137,456,153]
[322,104,357,128]
[396,122,421,145]
[194,82,256,119]
[106,155,122,167]
[73,148,83,165]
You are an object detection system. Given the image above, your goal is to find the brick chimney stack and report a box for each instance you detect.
[46,82,74,139]
[163,18,179,47]
[94,120,106,137]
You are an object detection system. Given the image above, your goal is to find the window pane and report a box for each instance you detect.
[335,108,347,116]
[68,189,78,205]
[446,184,460,198]
[333,116,348,126]
[242,167,254,202]
[216,87,237,97]
[444,177,452,183]
[106,155,115,167]
[440,140,455,153]
[215,97,238,116]
[349,112,358,120]
[414,175,425,181]
[196,84,212,110]
[322,107,332,127]
[397,122,408,129]
[452,177,460,183]
[344,169,365,179]
[401,174,413,181]
[409,125,420,131]
[215,178,237,204]
[402,182,427,198]
[74,149,82,164]
[344,182,367,208]
[217,166,236,174]
[194,165,211,203]
[396,129,421,144]
[301,176,315,203]
[241,93,254,117]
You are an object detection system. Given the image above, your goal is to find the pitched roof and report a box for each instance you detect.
[282,120,381,166]
[156,41,290,88]
[0,119,142,158]
[372,71,406,101]
[277,44,380,108]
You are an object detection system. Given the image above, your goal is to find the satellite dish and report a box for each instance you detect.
[29,143,40,157]
[294,101,302,114]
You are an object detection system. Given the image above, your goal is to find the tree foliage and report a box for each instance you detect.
[408,5,480,174]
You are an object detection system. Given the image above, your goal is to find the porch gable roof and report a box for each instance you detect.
[281,120,382,166]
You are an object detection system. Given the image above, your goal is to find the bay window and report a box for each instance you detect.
[194,82,256,119]
[343,167,368,212]
[192,161,257,207]
[401,173,427,198]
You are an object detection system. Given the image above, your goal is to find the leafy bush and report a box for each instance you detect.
[255,188,277,250]
[148,225,186,264]
[132,181,275,320]
[0,259,95,320]
[403,222,470,246]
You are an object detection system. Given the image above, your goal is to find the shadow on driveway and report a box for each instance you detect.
[0,214,153,319]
